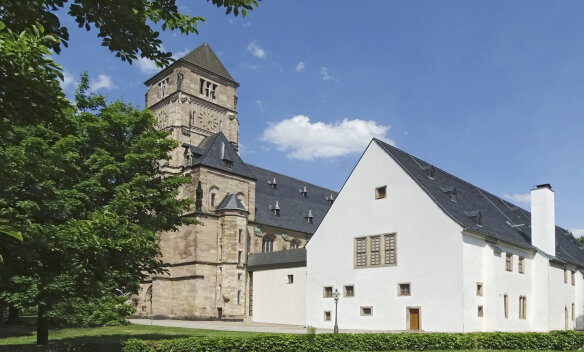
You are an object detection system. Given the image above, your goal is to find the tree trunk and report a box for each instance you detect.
[36,304,49,345]
[7,305,19,324]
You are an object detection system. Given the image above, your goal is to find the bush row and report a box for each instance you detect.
[121,330,584,352]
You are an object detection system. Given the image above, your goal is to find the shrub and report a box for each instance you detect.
[121,330,584,352]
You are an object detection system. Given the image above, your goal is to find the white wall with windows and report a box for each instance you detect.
[252,266,306,325]
[305,142,465,332]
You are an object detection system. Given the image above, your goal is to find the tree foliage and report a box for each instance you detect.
[1,0,259,66]
[0,73,194,344]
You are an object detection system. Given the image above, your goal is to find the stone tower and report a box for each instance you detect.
[145,43,240,170]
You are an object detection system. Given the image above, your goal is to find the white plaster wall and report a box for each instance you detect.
[252,266,306,325]
[462,235,537,331]
[531,253,551,331]
[306,142,464,332]
[548,264,577,330]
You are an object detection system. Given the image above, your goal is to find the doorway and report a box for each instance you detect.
[407,307,420,330]
[217,307,223,320]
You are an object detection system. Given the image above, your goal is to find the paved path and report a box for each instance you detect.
[128,318,390,334]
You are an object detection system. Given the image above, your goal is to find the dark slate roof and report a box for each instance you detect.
[216,193,247,212]
[374,139,584,268]
[247,248,306,271]
[183,132,255,180]
[179,43,236,84]
[248,164,337,235]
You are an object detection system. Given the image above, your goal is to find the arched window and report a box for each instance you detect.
[209,186,219,210]
[262,235,275,253]
[290,239,301,250]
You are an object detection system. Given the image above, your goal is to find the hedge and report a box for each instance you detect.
[121,330,584,352]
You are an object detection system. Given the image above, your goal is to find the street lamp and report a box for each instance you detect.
[333,288,340,333]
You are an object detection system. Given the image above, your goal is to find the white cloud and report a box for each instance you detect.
[243,21,251,28]
[570,229,584,238]
[502,193,531,206]
[247,41,266,59]
[136,57,159,74]
[172,48,191,60]
[320,66,338,82]
[296,61,305,72]
[255,100,264,112]
[60,70,77,90]
[261,115,392,160]
[89,74,116,92]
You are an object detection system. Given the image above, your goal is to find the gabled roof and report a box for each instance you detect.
[216,193,247,212]
[183,132,255,180]
[179,43,236,84]
[248,165,337,235]
[373,139,584,267]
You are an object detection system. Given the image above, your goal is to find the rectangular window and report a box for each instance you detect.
[398,283,411,296]
[344,285,354,297]
[565,269,568,283]
[356,238,367,267]
[360,306,373,316]
[238,229,243,243]
[518,257,525,274]
[199,78,205,95]
[573,303,575,321]
[476,282,483,296]
[478,305,484,317]
[504,294,509,319]
[237,290,241,304]
[238,273,242,280]
[237,251,242,265]
[375,186,387,199]
[370,236,380,265]
[385,234,397,265]
[324,311,331,321]
[572,271,575,286]
[323,286,333,298]
[519,296,526,319]
[287,274,294,284]
[505,253,513,272]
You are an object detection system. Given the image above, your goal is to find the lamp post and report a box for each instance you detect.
[333,288,340,333]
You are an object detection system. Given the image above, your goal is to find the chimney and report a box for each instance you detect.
[531,184,556,256]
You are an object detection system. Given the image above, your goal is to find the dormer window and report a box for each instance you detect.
[421,165,435,179]
[326,193,335,205]
[271,201,280,216]
[268,177,277,189]
[299,186,307,197]
[441,186,457,202]
[465,210,482,226]
[305,209,313,224]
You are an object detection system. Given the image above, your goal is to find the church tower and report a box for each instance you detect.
[145,43,240,170]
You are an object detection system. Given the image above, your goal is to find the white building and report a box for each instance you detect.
[305,139,584,332]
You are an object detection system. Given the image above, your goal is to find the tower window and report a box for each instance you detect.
[287,275,294,284]
[199,79,217,99]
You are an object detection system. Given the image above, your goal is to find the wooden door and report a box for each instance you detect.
[409,308,420,330]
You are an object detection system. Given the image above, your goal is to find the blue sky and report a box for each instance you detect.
[55,1,584,235]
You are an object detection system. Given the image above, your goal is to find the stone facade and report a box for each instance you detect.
[131,44,319,321]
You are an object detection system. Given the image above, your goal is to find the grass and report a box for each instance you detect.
[0,318,265,350]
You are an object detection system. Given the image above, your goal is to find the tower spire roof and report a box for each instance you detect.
[179,42,236,83]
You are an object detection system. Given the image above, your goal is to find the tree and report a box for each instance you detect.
[0,74,195,344]
[1,0,259,66]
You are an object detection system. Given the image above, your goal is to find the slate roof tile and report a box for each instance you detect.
[374,139,584,267]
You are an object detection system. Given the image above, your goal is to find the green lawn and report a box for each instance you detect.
[0,319,265,349]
